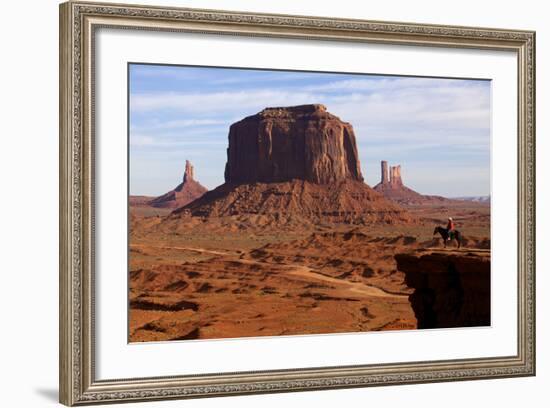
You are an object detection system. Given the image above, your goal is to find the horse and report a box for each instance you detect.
[433,226,462,248]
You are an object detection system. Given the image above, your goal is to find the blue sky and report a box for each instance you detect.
[129,64,491,197]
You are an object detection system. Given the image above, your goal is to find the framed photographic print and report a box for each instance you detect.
[59,1,536,405]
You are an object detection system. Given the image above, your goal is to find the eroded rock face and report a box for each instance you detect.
[395,249,490,329]
[175,179,413,225]
[224,104,363,185]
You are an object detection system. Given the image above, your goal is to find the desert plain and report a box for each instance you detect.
[129,104,491,342]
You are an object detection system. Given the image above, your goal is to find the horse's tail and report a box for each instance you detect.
[456,230,462,248]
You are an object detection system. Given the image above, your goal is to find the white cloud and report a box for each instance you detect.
[130,78,490,136]
[130,132,227,148]
[131,118,228,133]
[154,118,226,129]
[130,90,321,114]
[130,80,491,156]
[303,77,466,92]
[129,75,491,196]
[130,134,155,147]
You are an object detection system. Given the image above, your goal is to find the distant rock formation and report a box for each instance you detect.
[454,196,491,205]
[129,195,155,207]
[379,160,403,187]
[395,249,490,328]
[380,160,389,184]
[183,160,195,182]
[170,105,414,226]
[374,160,447,205]
[224,104,363,185]
[149,160,208,209]
[389,164,403,186]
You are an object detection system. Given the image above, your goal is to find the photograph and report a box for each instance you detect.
[128,64,492,342]
[56,1,536,404]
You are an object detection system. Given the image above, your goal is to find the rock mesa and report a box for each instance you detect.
[172,105,413,226]
[224,104,363,185]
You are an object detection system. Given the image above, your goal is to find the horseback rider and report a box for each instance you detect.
[446,217,455,241]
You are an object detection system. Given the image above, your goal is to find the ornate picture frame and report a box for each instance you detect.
[59,1,535,405]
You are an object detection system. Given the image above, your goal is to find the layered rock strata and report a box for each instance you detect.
[395,249,490,329]
[224,104,363,185]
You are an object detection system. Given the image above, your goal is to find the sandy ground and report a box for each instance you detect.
[129,202,490,342]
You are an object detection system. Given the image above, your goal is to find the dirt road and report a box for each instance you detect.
[130,243,404,299]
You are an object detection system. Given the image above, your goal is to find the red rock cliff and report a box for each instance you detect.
[224,104,364,185]
[395,249,491,329]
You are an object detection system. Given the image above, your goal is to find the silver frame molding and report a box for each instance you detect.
[59,1,536,405]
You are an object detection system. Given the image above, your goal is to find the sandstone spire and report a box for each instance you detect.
[150,160,207,209]
[183,160,195,183]
[390,165,403,186]
[381,160,389,184]
[374,160,451,205]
